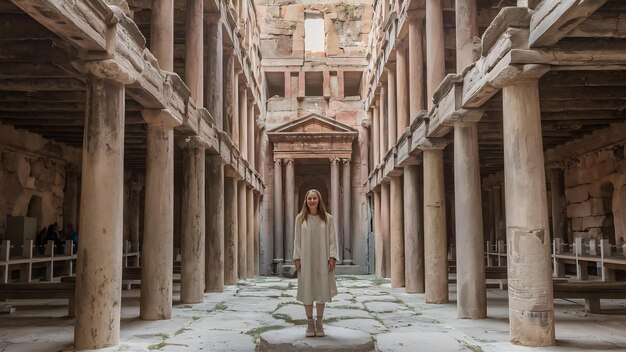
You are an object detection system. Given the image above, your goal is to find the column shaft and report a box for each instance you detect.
[224,176,238,285]
[503,80,554,346]
[390,176,405,288]
[74,79,124,349]
[386,67,397,145]
[129,183,141,247]
[550,169,567,244]
[404,165,424,293]
[253,193,260,275]
[455,0,478,72]
[205,19,223,129]
[63,170,78,229]
[239,88,248,159]
[150,0,174,71]
[409,15,425,117]
[374,190,383,277]
[237,181,247,278]
[273,160,284,262]
[247,187,254,278]
[426,0,446,110]
[423,148,448,303]
[232,75,239,148]
[180,142,205,303]
[223,50,235,135]
[330,158,341,260]
[373,106,380,166]
[342,160,352,262]
[206,157,224,292]
[285,159,295,262]
[379,88,387,160]
[396,44,409,135]
[454,122,486,318]
[493,186,503,243]
[381,183,391,277]
[185,0,203,106]
[248,102,255,166]
[141,111,177,320]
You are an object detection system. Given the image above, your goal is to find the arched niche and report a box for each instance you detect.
[600,182,616,245]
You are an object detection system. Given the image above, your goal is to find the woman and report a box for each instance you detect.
[293,189,338,337]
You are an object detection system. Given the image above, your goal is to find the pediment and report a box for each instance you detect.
[268,113,357,134]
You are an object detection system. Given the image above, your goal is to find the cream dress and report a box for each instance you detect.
[293,213,338,305]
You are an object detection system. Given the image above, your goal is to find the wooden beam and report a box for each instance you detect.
[541,70,626,87]
[529,0,608,47]
[0,63,73,78]
[568,11,626,39]
[512,38,626,67]
[0,39,72,62]
[545,122,626,163]
[0,78,84,91]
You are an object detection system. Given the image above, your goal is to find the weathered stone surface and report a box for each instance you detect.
[565,184,590,203]
[582,215,607,229]
[567,202,592,218]
[257,326,374,352]
[376,331,467,352]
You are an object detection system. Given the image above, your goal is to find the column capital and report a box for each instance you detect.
[407,9,426,20]
[342,159,351,165]
[385,61,396,70]
[142,109,183,127]
[183,135,210,149]
[284,158,294,165]
[416,137,448,150]
[274,159,282,166]
[207,154,227,165]
[329,157,341,164]
[205,12,221,23]
[72,59,138,85]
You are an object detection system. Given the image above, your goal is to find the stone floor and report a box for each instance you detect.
[1,275,626,351]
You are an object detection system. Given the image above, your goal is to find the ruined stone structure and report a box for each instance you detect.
[1,0,626,350]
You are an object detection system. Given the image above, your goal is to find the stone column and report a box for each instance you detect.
[63,169,78,229]
[180,137,207,304]
[455,0,477,72]
[206,156,225,292]
[330,158,341,260]
[185,0,203,107]
[404,164,424,293]
[247,187,254,278]
[390,175,405,288]
[503,80,554,346]
[253,193,260,275]
[396,42,409,136]
[223,49,235,135]
[74,79,124,350]
[493,185,503,243]
[129,182,142,247]
[454,122,486,318]
[550,168,567,244]
[484,187,495,245]
[150,0,174,71]
[408,11,425,118]
[374,190,383,277]
[342,159,352,263]
[284,159,295,263]
[224,175,238,285]
[359,124,370,179]
[237,180,247,278]
[379,87,387,161]
[381,182,391,277]
[426,0,445,110]
[232,74,240,148]
[140,110,180,320]
[239,87,248,159]
[248,101,255,166]
[273,159,284,262]
[205,14,223,129]
[373,104,380,165]
[386,65,397,146]
[422,147,448,303]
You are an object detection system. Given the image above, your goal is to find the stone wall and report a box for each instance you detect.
[564,143,626,244]
[0,124,81,238]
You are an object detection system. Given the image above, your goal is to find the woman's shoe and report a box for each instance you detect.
[306,318,316,337]
[315,317,324,337]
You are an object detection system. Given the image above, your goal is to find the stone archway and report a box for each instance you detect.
[26,194,43,229]
[600,182,616,244]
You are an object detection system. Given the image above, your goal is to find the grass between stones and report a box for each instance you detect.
[175,327,191,336]
[147,342,188,350]
[457,340,484,352]
[246,325,286,339]
[206,301,228,313]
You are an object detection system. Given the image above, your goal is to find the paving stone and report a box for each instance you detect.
[257,325,374,352]
[355,294,399,303]
[363,301,408,313]
[327,318,388,334]
[376,331,467,352]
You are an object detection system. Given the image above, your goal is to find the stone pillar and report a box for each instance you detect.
[237,180,247,278]
[185,0,203,107]
[381,183,391,277]
[247,187,254,278]
[205,15,223,129]
[493,185,503,243]
[330,158,341,260]
[422,148,448,303]
[386,65,397,146]
[239,86,248,159]
[284,159,295,263]
[408,11,425,118]
[206,156,225,292]
[404,165,424,293]
[396,42,409,136]
[223,49,235,135]
[455,0,477,72]
[248,102,255,166]
[232,74,240,148]
[373,104,380,165]
[454,122,486,318]
[150,0,174,71]
[74,79,124,349]
[503,80,554,346]
[390,175,405,288]
[224,175,238,285]
[254,193,260,275]
[426,0,445,110]
[379,87,387,160]
[180,137,207,303]
[129,182,142,247]
[374,190,383,277]
[273,159,284,262]
[359,124,370,179]
[342,159,352,263]
[550,168,567,244]
[140,110,180,320]
[484,187,495,245]
[63,169,79,229]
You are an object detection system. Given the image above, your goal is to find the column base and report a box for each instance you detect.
[341,259,354,265]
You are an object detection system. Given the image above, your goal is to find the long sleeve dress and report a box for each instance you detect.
[293,213,338,305]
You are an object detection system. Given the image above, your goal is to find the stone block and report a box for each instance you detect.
[565,184,589,203]
[589,180,604,198]
[582,215,606,229]
[572,217,583,231]
[597,149,613,162]
[283,4,303,21]
[589,197,606,216]
[567,201,592,218]
[592,160,616,179]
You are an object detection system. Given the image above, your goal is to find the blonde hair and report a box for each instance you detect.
[297,189,327,224]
